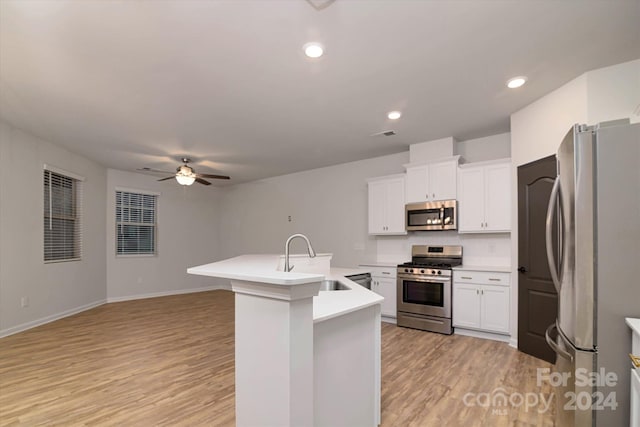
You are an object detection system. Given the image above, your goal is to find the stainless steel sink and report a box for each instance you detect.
[318,280,350,291]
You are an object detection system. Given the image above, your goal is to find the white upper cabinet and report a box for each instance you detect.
[458,159,511,233]
[405,165,429,204]
[404,157,459,203]
[367,174,407,235]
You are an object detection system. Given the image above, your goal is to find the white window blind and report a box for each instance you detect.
[116,191,157,255]
[44,169,83,262]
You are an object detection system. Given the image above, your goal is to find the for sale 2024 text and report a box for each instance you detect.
[537,367,619,411]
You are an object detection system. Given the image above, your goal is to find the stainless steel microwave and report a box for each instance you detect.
[405,200,457,231]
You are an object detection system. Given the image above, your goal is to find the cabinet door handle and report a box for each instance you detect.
[382,272,391,275]
[476,289,479,295]
[488,278,501,282]
[461,276,472,280]
[481,289,484,295]
[432,193,435,198]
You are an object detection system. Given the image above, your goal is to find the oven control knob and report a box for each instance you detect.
[437,270,442,275]
[404,268,410,273]
[431,270,435,275]
[420,269,425,273]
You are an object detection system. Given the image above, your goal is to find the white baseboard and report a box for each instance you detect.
[454,327,511,343]
[0,299,107,339]
[1,286,232,339]
[381,316,397,324]
[106,285,228,303]
[509,337,518,349]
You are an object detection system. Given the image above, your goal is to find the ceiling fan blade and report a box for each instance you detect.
[157,176,175,182]
[137,167,175,174]
[197,173,230,180]
[195,177,212,186]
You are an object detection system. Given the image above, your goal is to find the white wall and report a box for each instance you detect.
[509,58,640,344]
[377,232,511,266]
[409,137,455,162]
[217,152,410,267]
[106,169,226,300]
[0,121,107,336]
[587,59,640,124]
[456,132,511,163]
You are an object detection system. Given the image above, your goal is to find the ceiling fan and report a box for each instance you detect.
[137,158,230,186]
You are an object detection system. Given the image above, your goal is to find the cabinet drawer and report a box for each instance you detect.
[360,265,397,278]
[453,271,510,286]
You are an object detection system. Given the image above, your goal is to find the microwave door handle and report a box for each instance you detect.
[545,177,562,294]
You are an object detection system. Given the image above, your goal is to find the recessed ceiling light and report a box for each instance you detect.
[507,76,527,89]
[303,42,324,58]
[387,111,402,120]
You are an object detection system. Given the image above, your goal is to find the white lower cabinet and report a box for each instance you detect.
[628,319,640,426]
[372,277,396,318]
[453,270,510,334]
[360,265,397,319]
[631,369,639,427]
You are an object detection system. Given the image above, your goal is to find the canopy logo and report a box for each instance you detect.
[462,388,553,415]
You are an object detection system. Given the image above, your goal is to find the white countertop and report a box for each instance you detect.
[330,266,371,276]
[188,255,383,323]
[453,265,511,273]
[626,318,640,336]
[187,254,324,285]
[358,261,402,268]
[314,271,383,323]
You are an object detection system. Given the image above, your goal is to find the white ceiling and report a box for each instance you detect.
[1,0,639,184]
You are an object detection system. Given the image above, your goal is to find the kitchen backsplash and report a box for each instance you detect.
[375,231,511,267]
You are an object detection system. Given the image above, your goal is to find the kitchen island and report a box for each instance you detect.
[188,255,382,427]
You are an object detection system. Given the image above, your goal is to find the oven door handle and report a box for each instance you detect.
[397,275,448,284]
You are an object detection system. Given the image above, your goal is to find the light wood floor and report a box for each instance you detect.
[0,290,555,426]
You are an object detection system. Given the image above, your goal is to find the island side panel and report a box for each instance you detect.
[313,304,380,426]
[234,284,315,427]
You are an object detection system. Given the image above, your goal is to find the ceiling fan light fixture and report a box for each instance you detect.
[176,165,196,185]
[176,174,196,186]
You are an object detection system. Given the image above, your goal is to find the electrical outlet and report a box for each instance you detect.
[288,215,292,222]
[21,297,29,308]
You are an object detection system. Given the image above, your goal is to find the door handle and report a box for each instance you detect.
[517,266,527,273]
[545,177,562,294]
[545,323,573,362]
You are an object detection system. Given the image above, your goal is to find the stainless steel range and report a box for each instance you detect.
[396,245,462,334]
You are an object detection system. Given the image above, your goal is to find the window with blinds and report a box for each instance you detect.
[44,169,82,262]
[116,191,157,255]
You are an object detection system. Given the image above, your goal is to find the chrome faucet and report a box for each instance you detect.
[284,233,316,272]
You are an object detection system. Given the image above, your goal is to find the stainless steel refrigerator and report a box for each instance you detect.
[544,119,640,426]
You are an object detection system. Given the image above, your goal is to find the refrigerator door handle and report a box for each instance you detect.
[545,176,562,293]
[545,322,574,362]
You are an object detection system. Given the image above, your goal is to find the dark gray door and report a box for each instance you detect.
[517,155,558,363]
